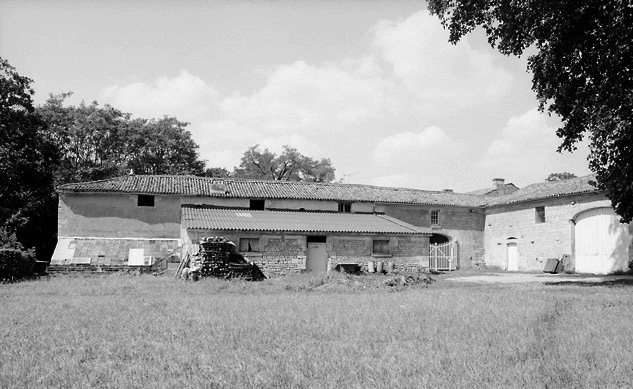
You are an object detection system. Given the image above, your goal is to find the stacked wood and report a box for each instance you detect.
[197,237,266,281]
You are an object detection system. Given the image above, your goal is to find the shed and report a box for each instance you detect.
[181,206,431,276]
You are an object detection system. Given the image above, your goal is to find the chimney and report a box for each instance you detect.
[493,178,505,194]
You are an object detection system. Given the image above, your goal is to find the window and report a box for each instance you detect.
[430,210,439,225]
[338,203,351,213]
[239,238,260,252]
[250,199,265,210]
[535,206,546,223]
[137,195,155,207]
[373,239,390,255]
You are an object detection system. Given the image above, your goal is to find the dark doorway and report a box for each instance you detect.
[307,236,327,243]
[430,233,450,244]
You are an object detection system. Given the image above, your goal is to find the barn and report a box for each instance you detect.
[50,174,632,275]
[484,176,633,274]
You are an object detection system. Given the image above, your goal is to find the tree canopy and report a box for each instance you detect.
[0,58,58,258]
[545,172,577,182]
[38,94,206,184]
[233,145,336,182]
[428,1,633,222]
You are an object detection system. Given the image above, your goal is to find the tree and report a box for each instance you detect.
[38,95,206,183]
[38,94,133,183]
[428,1,633,222]
[199,167,231,178]
[0,57,58,260]
[233,145,336,182]
[545,172,577,182]
[127,117,205,175]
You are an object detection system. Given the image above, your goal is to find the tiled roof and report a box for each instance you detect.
[57,175,487,207]
[467,183,520,196]
[182,207,431,234]
[487,175,599,206]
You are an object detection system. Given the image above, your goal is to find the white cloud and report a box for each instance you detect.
[477,109,590,184]
[99,70,219,120]
[373,126,463,167]
[220,58,394,134]
[203,149,244,170]
[371,11,513,108]
[95,9,547,189]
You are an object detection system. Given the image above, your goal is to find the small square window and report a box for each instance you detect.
[250,199,265,210]
[239,238,260,252]
[137,195,155,207]
[535,206,545,223]
[338,203,351,213]
[431,210,440,225]
[373,239,390,255]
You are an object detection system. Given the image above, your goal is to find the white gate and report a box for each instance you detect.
[429,242,457,271]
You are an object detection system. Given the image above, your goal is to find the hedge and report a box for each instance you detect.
[0,248,35,281]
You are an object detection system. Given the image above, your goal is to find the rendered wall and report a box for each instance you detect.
[58,193,182,239]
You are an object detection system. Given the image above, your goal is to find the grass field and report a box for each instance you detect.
[1,272,633,389]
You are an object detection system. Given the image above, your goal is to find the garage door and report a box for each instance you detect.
[574,208,630,274]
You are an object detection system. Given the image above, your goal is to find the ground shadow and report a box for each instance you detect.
[545,278,633,288]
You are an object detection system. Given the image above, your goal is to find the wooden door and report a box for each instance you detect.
[575,208,630,274]
[306,242,328,272]
[507,243,518,271]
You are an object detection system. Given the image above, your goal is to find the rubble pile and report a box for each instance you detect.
[189,237,266,281]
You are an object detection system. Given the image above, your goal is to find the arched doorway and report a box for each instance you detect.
[430,233,450,244]
[574,207,630,274]
[429,233,456,270]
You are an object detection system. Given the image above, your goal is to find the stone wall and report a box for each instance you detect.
[184,230,430,277]
[484,193,615,271]
[378,204,485,268]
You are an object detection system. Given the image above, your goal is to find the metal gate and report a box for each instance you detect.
[429,242,457,271]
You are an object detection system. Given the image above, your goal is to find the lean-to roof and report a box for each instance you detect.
[182,207,430,234]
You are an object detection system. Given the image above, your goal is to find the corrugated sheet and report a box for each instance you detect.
[486,175,599,206]
[182,207,431,234]
[57,175,487,207]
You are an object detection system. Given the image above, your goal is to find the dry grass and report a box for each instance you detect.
[1,273,633,388]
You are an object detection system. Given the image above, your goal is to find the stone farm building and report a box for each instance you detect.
[51,174,633,276]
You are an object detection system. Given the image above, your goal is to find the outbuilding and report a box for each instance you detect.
[181,206,431,276]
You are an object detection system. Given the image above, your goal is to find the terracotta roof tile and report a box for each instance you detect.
[56,174,601,208]
[57,175,487,207]
[182,207,430,234]
[487,175,599,206]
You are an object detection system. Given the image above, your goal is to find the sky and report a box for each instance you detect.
[0,0,591,192]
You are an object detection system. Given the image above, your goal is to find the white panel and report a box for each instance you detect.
[50,238,76,265]
[128,248,145,266]
[507,243,518,271]
[575,208,631,274]
[601,208,630,273]
[575,208,604,274]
